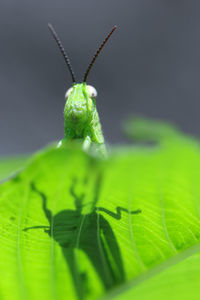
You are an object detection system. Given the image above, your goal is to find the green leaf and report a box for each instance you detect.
[0,156,28,182]
[1,119,200,300]
[114,250,200,300]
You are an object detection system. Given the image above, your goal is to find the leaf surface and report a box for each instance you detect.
[0,156,28,182]
[114,250,200,300]
[1,119,200,300]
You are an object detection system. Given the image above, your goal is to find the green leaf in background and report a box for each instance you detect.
[0,118,200,300]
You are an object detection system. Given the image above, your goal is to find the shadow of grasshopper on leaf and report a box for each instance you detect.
[24,177,141,300]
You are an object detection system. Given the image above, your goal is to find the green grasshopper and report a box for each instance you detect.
[48,24,116,157]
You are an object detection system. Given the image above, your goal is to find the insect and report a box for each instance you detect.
[48,23,117,157]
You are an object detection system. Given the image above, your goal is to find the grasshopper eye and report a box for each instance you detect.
[65,87,73,99]
[86,85,97,98]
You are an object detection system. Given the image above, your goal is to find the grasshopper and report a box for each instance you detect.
[48,24,116,157]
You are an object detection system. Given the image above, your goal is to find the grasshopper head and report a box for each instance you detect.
[48,23,115,140]
[64,83,97,128]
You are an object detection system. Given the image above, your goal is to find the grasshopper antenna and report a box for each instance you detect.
[48,23,76,83]
[83,25,117,83]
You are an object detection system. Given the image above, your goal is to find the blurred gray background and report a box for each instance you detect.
[1,0,200,155]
